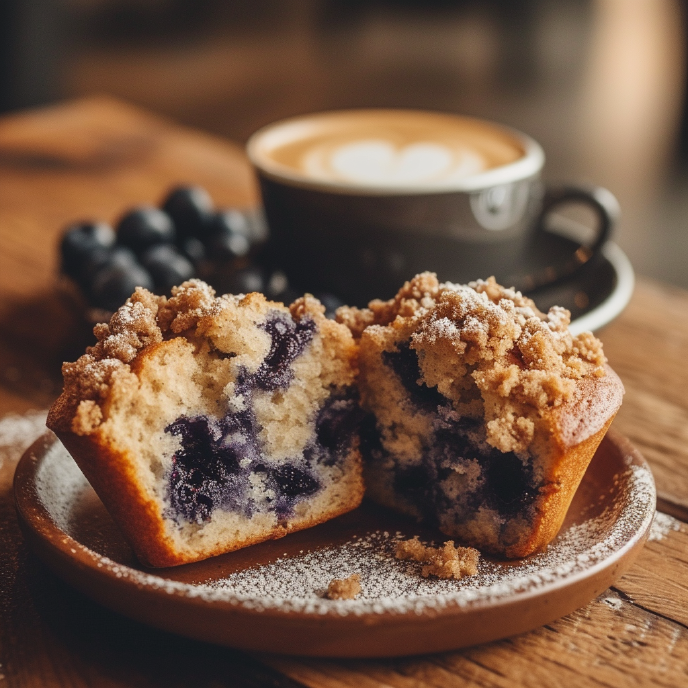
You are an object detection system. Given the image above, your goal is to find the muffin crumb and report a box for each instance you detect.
[326,573,361,600]
[396,537,480,580]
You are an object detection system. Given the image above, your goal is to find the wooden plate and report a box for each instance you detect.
[14,429,655,658]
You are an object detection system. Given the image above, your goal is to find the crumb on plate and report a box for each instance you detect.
[326,573,361,600]
[395,537,480,580]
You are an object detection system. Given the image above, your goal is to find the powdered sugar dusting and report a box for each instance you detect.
[35,440,90,531]
[32,436,656,618]
[0,409,48,470]
[195,465,654,615]
[602,596,623,610]
[649,512,681,542]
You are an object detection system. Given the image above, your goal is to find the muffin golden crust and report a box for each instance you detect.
[48,280,363,567]
[337,273,623,558]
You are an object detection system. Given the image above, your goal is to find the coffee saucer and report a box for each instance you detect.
[524,240,634,335]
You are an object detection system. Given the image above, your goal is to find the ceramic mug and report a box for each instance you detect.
[247,109,619,306]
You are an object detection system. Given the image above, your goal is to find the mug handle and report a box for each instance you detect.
[521,184,619,291]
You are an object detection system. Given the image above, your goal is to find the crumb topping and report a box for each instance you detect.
[338,273,609,453]
[326,573,361,600]
[395,537,479,579]
[158,278,217,333]
[91,293,164,364]
[52,280,342,436]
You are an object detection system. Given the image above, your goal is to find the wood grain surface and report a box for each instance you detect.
[1,97,687,687]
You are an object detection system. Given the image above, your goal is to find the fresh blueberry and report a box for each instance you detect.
[140,244,195,293]
[79,246,138,290]
[60,221,116,278]
[206,229,251,261]
[161,186,214,240]
[179,236,206,265]
[117,206,175,253]
[89,262,154,311]
[212,209,251,238]
[74,248,111,287]
[205,211,251,260]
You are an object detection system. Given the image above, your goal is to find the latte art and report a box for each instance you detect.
[248,110,531,192]
[303,139,487,187]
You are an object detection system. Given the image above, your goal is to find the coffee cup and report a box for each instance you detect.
[247,109,619,306]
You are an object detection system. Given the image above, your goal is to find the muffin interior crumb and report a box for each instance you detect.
[395,537,480,580]
[326,573,361,600]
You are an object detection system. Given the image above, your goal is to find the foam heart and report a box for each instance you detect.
[330,140,459,184]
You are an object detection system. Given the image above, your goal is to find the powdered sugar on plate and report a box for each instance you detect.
[0,409,47,470]
[194,464,655,615]
[35,439,91,532]
[648,512,681,542]
[31,429,657,618]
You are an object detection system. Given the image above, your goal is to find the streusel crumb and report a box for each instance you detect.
[395,537,480,580]
[326,573,361,600]
[338,272,608,454]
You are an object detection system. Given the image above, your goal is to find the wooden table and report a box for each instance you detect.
[1,97,687,687]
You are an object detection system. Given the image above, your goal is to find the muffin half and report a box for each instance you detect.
[337,273,623,558]
[48,280,363,567]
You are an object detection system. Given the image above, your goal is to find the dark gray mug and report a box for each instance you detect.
[247,110,619,306]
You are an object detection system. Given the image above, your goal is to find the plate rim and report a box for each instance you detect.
[14,429,656,655]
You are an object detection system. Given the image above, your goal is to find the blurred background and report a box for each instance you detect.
[2,0,686,288]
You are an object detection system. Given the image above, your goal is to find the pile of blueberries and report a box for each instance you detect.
[59,185,341,315]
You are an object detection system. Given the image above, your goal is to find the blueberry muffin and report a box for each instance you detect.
[48,280,363,567]
[337,273,624,558]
